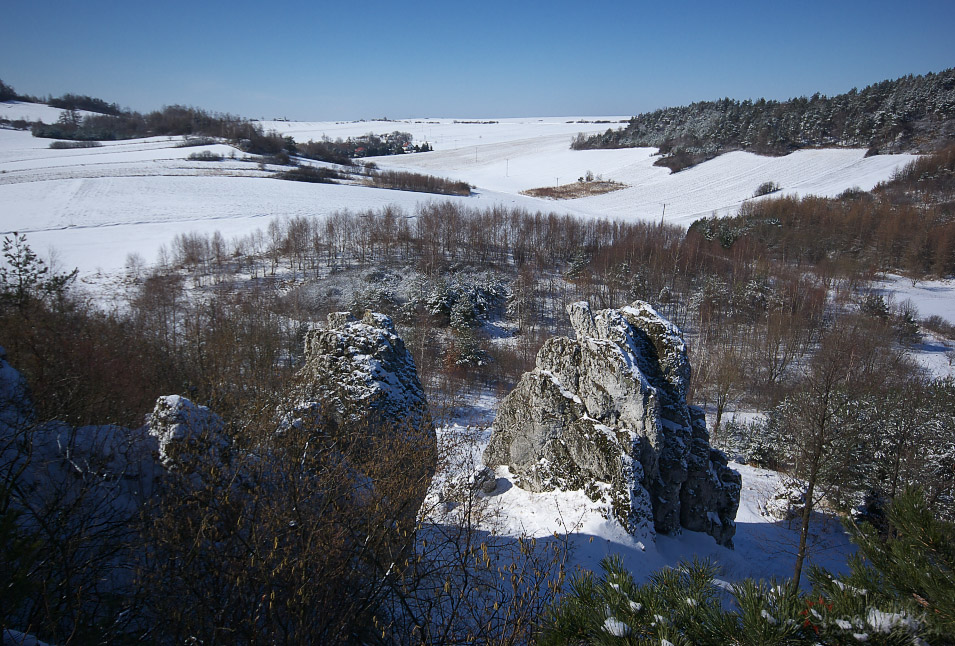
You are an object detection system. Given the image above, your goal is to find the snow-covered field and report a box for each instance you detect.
[874,273,955,323]
[369,140,916,225]
[871,273,955,376]
[258,115,629,153]
[0,99,100,124]
[1,104,915,282]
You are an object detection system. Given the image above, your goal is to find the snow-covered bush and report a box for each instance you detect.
[408,271,509,329]
[712,417,780,469]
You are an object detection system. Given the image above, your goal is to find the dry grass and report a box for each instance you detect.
[520,180,627,200]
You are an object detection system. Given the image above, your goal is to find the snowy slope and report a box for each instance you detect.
[871,274,955,377]
[370,141,916,226]
[0,113,916,281]
[0,127,574,277]
[874,274,955,323]
[0,99,100,123]
[5,175,570,281]
[257,115,628,152]
[437,422,853,587]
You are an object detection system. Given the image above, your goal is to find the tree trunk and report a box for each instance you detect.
[793,453,820,591]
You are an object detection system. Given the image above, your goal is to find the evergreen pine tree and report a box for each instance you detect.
[846,487,955,640]
[541,490,954,644]
[0,233,77,310]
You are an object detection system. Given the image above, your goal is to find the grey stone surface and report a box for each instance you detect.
[293,311,434,442]
[484,300,741,546]
[147,395,227,471]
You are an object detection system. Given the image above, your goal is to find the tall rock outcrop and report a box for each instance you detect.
[292,311,434,442]
[483,301,740,546]
[284,311,437,522]
[147,395,228,473]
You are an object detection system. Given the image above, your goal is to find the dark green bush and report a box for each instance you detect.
[48,140,102,149]
[48,93,122,116]
[186,150,223,162]
[277,165,343,183]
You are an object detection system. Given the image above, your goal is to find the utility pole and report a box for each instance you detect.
[660,203,666,227]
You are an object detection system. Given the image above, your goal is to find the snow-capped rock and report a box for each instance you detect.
[294,310,434,441]
[483,300,741,546]
[146,394,228,472]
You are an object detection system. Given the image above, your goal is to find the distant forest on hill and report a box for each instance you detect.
[574,68,955,171]
[0,78,431,162]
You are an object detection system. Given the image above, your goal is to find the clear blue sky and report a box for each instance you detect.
[2,0,953,120]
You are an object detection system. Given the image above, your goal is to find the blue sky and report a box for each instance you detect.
[2,0,953,120]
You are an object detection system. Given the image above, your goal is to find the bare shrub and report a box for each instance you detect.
[48,140,102,149]
[277,165,344,184]
[139,402,431,642]
[923,314,955,339]
[367,170,471,196]
[186,150,223,162]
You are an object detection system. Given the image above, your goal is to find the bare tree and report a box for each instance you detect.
[774,316,910,588]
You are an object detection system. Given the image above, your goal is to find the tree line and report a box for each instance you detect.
[690,143,955,279]
[573,67,955,171]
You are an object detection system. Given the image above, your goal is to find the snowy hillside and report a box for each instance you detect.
[0,110,915,281]
[0,99,100,124]
[371,142,916,225]
[4,104,953,631]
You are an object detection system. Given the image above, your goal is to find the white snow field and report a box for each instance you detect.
[871,273,955,377]
[875,273,955,324]
[368,138,917,226]
[1,106,916,280]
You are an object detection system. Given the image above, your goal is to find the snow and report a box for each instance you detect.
[0,99,100,124]
[2,629,53,646]
[873,274,955,324]
[256,115,627,153]
[907,332,955,379]
[0,113,915,285]
[440,413,854,589]
[869,274,955,377]
[602,617,630,637]
[867,608,919,634]
[369,138,915,226]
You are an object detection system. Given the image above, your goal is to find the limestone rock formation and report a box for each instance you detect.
[293,311,433,441]
[0,315,437,638]
[147,395,229,471]
[483,301,741,546]
[284,311,437,524]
